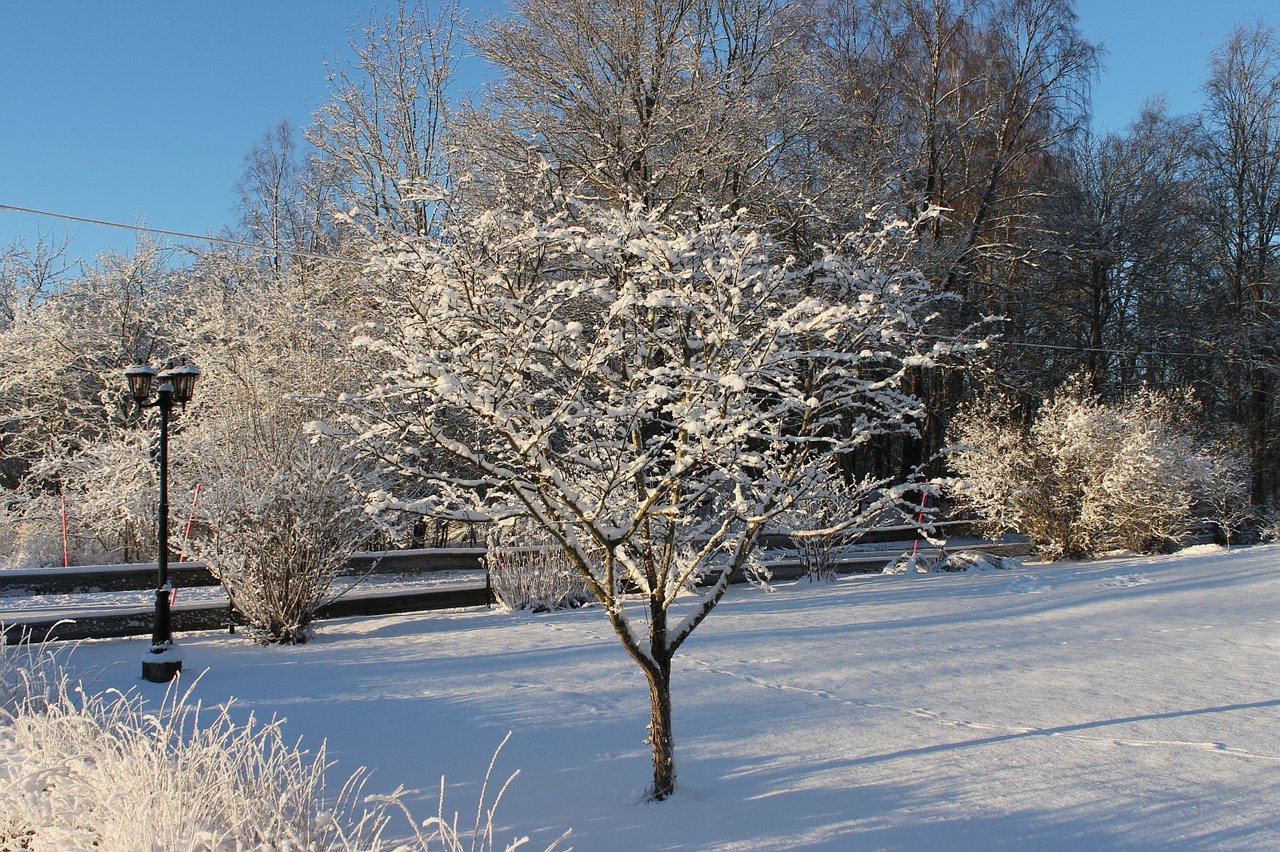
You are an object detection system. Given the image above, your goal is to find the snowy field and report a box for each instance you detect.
[53,544,1280,850]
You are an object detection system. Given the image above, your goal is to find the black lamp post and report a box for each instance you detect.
[125,362,200,683]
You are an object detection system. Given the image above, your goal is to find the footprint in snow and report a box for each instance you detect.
[1100,573,1151,589]
[1006,575,1049,594]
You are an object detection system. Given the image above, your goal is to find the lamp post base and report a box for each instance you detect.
[142,643,184,683]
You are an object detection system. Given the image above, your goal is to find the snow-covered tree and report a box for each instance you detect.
[0,240,189,564]
[948,378,1250,559]
[342,197,970,798]
[26,430,159,564]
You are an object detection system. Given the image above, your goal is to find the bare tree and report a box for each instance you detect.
[1195,20,1280,503]
[308,0,460,239]
[234,120,346,286]
[0,230,75,332]
[1021,104,1202,396]
[794,0,1098,476]
[460,0,807,217]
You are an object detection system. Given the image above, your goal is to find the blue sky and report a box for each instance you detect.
[0,1,1275,268]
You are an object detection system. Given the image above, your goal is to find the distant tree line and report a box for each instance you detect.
[3,0,1277,554]
[238,0,1280,501]
[5,0,1279,560]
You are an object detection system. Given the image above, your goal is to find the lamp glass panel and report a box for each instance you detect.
[124,365,157,401]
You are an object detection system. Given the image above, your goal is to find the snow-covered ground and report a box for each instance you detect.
[53,544,1280,850]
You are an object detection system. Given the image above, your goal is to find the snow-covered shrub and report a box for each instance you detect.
[0,641,385,849]
[174,249,380,645]
[948,379,1249,559]
[0,691,384,850]
[486,522,592,611]
[1190,450,1255,548]
[0,627,61,718]
[184,415,370,645]
[775,470,919,581]
[881,550,941,574]
[933,552,1023,573]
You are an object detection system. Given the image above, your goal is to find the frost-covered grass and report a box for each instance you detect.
[486,541,592,613]
[0,662,385,849]
[0,637,549,851]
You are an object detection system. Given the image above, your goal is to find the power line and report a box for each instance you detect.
[0,202,1241,365]
[0,203,366,267]
[947,335,1225,363]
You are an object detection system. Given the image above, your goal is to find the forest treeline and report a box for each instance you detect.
[3,0,1280,569]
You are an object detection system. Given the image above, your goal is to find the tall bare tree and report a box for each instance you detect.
[308,0,460,239]
[1196,20,1280,503]
[1021,105,1201,396]
[460,0,806,218]
[798,0,1098,475]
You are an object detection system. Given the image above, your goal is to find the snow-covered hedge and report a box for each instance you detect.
[947,379,1249,559]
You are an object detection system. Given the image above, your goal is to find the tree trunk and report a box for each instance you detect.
[645,654,676,800]
[1250,368,1270,505]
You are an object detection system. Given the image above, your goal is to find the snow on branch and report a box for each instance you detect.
[342,199,971,636]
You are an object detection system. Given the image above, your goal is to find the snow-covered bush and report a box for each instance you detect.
[171,247,382,644]
[948,379,1249,559]
[0,627,61,720]
[1,691,384,849]
[486,522,593,611]
[184,415,370,645]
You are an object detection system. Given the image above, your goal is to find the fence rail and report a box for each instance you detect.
[1,532,1027,643]
[0,549,490,643]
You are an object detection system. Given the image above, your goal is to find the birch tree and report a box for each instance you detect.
[342,196,971,799]
[460,0,806,219]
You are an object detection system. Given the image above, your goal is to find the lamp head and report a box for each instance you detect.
[124,364,158,404]
[159,363,201,407]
